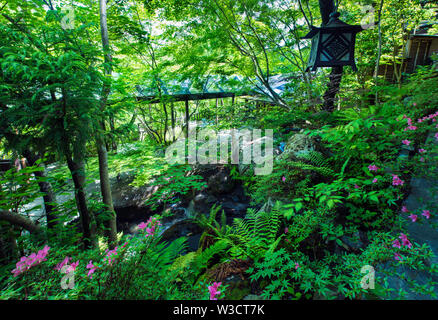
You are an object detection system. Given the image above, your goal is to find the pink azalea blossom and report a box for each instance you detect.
[66,261,79,273]
[372,178,378,184]
[284,227,289,234]
[208,282,222,300]
[138,217,162,237]
[392,239,401,249]
[408,214,418,222]
[401,206,409,213]
[399,233,412,249]
[354,184,360,189]
[418,148,426,153]
[422,210,431,219]
[104,247,119,266]
[399,233,408,242]
[11,245,50,277]
[138,222,147,230]
[394,253,402,261]
[282,176,286,182]
[86,260,97,279]
[392,175,404,186]
[402,140,411,146]
[295,262,300,270]
[368,164,379,172]
[55,256,71,271]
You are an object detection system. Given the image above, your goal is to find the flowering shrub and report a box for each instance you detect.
[11,245,50,277]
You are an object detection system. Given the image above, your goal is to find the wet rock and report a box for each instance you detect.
[340,231,366,253]
[280,133,320,160]
[208,167,235,195]
[160,220,203,252]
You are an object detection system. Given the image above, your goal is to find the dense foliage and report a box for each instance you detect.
[0,0,437,300]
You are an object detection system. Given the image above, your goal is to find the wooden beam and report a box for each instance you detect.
[136,92,246,104]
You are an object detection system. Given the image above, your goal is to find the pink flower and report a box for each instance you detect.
[402,140,411,146]
[284,227,288,234]
[372,178,378,183]
[435,132,438,141]
[420,157,425,162]
[399,233,408,242]
[418,148,426,153]
[422,210,431,219]
[354,184,360,189]
[392,175,404,186]
[139,217,162,237]
[295,262,300,270]
[282,176,286,182]
[408,214,418,222]
[392,239,401,249]
[104,247,119,266]
[394,253,403,261]
[66,261,79,273]
[11,245,50,277]
[399,233,412,248]
[86,260,97,279]
[55,256,71,271]
[401,206,409,213]
[138,222,147,230]
[208,282,222,300]
[368,164,379,172]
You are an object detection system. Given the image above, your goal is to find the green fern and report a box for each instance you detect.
[221,203,283,261]
[292,151,336,178]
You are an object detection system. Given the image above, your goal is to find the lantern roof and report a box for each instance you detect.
[302,12,364,39]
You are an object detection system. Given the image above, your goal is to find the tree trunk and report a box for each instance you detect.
[99,0,118,249]
[323,66,344,112]
[66,156,95,249]
[318,0,343,112]
[185,100,189,140]
[170,102,176,141]
[109,116,118,152]
[0,209,43,235]
[374,0,384,104]
[319,0,335,26]
[23,151,59,231]
[96,132,118,248]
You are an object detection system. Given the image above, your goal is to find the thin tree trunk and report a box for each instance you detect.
[23,151,59,231]
[185,100,189,140]
[374,0,384,104]
[66,155,95,249]
[99,0,117,248]
[170,102,176,141]
[109,116,117,152]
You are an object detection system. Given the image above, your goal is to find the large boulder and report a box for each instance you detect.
[280,133,320,160]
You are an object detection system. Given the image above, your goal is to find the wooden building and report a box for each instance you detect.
[377,23,438,83]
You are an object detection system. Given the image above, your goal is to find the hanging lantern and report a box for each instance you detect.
[302,12,363,72]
